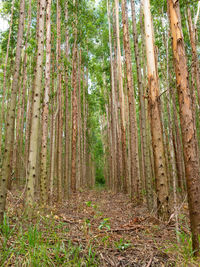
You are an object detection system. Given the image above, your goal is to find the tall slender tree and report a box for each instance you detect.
[114,0,128,193]
[71,0,78,193]
[25,0,46,212]
[0,0,25,223]
[40,0,52,205]
[168,0,200,255]
[143,0,169,220]
[121,0,140,200]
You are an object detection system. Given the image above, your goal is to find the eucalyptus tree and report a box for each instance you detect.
[143,0,169,220]
[40,0,52,205]
[0,0,15,158]
[25,0,46,212]
[0,0,25,223]
[168,0,200,255]
[114,0,128,193]
[121,0,140,201]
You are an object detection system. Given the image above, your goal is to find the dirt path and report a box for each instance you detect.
[54,190,177,266]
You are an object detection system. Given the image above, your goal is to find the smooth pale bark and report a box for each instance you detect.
[71,0,78,193]
[64,1,70,199]
[17,0,32,183]
[77,50,82,190]
[121,0,140,201]
[82,70,86,187]
[134,1,153,209]
[0,0,15,158]
[0,0,25,223]
[112,6,121,192]
[82,66,88,188]
[114,0,128,193]
[107,0,117,192]
[56,0,63,202]
[143,0,169,220]
[195,1,200,29]
[50,104,58,201]
[49,47,55,199]
[168,0,200,255]
[40,0,52,205]
[131,0,145,196]
[25,0,46,211]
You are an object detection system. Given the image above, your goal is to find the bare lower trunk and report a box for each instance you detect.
[25,0,46,213]
[143,0,169,220]
[121,0,140,201]
[40,0,52,205]
[168,0,200,255]
[0,0,25,223]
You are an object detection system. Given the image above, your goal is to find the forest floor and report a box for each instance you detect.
[0,188,199,266]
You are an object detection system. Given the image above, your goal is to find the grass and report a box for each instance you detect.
[0,214,99,266]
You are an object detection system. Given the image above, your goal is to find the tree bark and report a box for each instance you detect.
[114,0,128,193]
[121,0,140,201]
[0,0,25,223]
[25,0,46,212]
[143,0,169,220]
[64,1,70,199]
[168,0,200,255]
[40,0,52,205]
[0,0,15,158]
[56,0,63,202]
[71,0,78,193]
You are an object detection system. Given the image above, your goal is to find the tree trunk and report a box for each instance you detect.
[64,1,70,199]
[56,0,63,202]
[40,0,52,205]
[114,0,128,193]
[71,0,78,193]
[168,0,200,255]
[143,0,169,220]
[0,0,25,223]
[25,0,46,212]
[187,7,200,109]
[121,0,140,201]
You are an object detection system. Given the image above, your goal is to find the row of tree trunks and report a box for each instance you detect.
[0,0,25,223]
[114,0,128,193]
[0,0,15,159]
[168,0,200,255]
[121,0,140,201]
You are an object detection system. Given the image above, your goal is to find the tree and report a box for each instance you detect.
[71,0,78,193]
[143,0,169,220]
[40,0,52,205]
[114,0,128,193]
[168,0,200,255]
[0,0,25,223]
[25,0,46,212]
[121,0,140,201]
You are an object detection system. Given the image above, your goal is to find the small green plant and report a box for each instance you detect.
[114,238,132,251]
[85,201,92,207]
[27,225,41,248]
[87,244,97,265]
[176,231,194,259]
[0,214,14,240]
[98,218,110,231]
[101,235,110,247]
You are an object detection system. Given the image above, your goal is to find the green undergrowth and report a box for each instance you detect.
[0,213,99,266]
[164,230,200,265]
